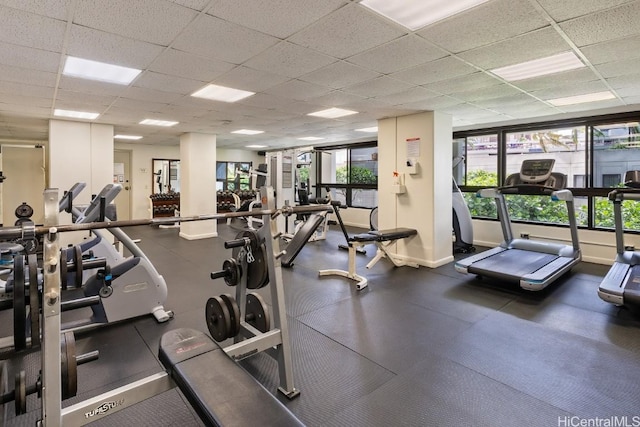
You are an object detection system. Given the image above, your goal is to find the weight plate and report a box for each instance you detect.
[60,247,68,290]
[231,231,269,290]
[219,294,240,338]
[61,331,78,400]
[74,245,83,289]
[222,258,240,287]
[13,255,27,351]
[0,361,8,426]
[15,370,26,415]
[15,203,34,219]
[28,254,40,348]
[205,296,231,342]
[246,292,270,333]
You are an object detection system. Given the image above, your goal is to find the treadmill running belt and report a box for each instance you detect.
[625,265,640,292]
[468,249,558,279]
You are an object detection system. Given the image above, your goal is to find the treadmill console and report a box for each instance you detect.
[519,159,555,184]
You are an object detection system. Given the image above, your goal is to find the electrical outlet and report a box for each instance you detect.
[520,233,529,239]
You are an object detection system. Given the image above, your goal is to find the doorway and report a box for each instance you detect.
[113,150,131,221]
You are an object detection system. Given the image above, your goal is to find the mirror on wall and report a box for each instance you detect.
[152,159,180,193]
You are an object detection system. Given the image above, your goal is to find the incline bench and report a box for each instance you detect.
[159,328,304,427]
[319,227,418,290]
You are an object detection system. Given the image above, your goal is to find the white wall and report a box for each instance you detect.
[217,148,264,165]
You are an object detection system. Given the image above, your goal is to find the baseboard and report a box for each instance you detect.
[179,231,218,240]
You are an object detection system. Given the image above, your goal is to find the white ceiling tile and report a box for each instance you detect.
[494,104,560,119]
[307,90,367,107]
[289,3,406,59]
[614,85,640,97]
[557,98,623,113]
[536,0,635,22]
[458,27,572,70]
[299,61,380,89]
[149,49,235,82]
[607,73,640,89]
[55,89,118,107]
[213,66,291,93]
[133,71,205,95]
[531,80,610,100]
[391,56,477,86]
[512,68,600,91]
[0,102,51,115]
[58,76,128,97]
[1,94,51,108]
[342,76,413,98]
[120,87,185,104]
[581,35,640,65]
[263,79,332,101]
[417,0,548,53]
[471,93,540,109]
[560,1,640,47]
[0,42,60,72]
[172,14,280,64]
[74,0,198,45]
[67,25,165,69]
[347,35,446,74]
[208,0,346,38]
[167,0,210,11]
[0,80,54,98]
[374,87,440,105]
[450,84,522,103]
[397,96,463,111]
[236,93,301,111]
[422,72,502,95]
[622,96,640,105]
[243,41,336,78]
[0,5,65,52]
[0,64,57,87]
[596,57,640,78]
[0,0,73,20]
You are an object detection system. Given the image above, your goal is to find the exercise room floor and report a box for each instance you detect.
[2,222,640,426]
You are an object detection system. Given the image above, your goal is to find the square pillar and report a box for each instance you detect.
[179,132,217,240]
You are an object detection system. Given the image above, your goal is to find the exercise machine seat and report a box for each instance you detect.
[350,227,417,243]
[159,328,304,427]
[281,214,326,267]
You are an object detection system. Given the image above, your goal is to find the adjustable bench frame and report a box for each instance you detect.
[319,227,419,290]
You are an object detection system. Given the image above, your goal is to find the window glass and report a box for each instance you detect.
[462,134,498,219]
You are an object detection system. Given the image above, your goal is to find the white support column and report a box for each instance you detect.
[377,111,453,268]
[179,132,217,240]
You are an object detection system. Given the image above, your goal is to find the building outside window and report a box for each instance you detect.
[216,161,252,191]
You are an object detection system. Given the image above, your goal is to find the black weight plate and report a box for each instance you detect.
[60,247,68,290]
[28,254,40,348]
[15,203,34,219]
[246,292,270,333]
[74,245,83,289]
[61,331,77,400]
[222,258,239,287]
[0,361,8,426]
[231,231,269,289]
[15,370,26,415]
[219,294,240,338]
[13,255,27,351]
[205,296,231,342]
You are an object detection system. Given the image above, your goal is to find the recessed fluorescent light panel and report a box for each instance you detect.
[298,137,324,141]
[547,91,616,107]
[54,109,99,120]
[246,145,267,148]
[356,126,378,132]
[114,134,143,140]
[490,52,585,82]
[139,119,178,127]
[191,84,255,102]
[63,56,141,85]
[232,129,264,135]
[308,108,358,119]
[361,0,489,31]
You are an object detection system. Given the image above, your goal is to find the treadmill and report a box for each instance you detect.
[598,171,640,307]
[455,159,581,291]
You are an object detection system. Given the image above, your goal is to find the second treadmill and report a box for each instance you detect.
[455,159,581,291]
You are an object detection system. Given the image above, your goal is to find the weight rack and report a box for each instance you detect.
[0,186,332,426]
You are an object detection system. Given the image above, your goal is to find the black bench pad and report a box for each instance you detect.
[281,213,325,267]
[159,328,304,427]
[350,227,417,243]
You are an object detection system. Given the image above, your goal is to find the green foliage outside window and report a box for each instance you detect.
[336,165,377,184]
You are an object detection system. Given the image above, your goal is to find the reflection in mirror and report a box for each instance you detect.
[152,159,180,193]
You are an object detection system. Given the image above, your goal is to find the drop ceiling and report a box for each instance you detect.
[0,0,639,149]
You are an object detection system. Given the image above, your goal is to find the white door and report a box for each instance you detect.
[113,150,131,221]
[1,145,45,226]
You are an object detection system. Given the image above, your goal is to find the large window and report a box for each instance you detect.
[454,113,640,231]
[317,143,378,208]
[216,161,252,191]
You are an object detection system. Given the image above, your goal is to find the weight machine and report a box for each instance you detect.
[0,187,330,426]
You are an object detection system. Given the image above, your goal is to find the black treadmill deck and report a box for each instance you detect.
[468,249,559,281]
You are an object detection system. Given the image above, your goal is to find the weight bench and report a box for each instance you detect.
[159,328,304,427]
[281,214,326,268]
[319,227,419,290]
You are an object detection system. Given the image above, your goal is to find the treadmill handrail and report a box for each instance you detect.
[608,188,640,201]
